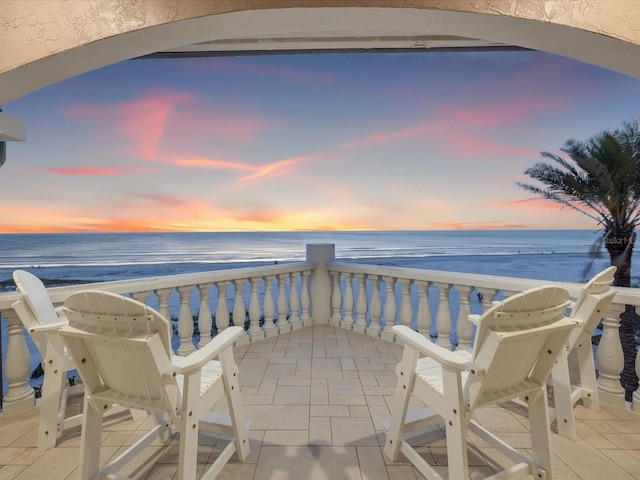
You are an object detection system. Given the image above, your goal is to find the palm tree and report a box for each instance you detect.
[517,119,640,401]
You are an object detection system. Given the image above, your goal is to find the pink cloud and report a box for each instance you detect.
[164,156,254,171]
[444,133,539,157]
[342,123,434,149]
[237,156,306,184]
[169,108,264,144]
[117,92,195,159]
[340,94,558,159]
[497,197,562,212]
[66,91,265,163]
[425,220,526,230]
[437,97,561,129]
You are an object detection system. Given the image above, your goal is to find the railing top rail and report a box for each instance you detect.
[0,261,314,310]
[327,261,640,306]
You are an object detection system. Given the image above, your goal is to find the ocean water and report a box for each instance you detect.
[0,229,624,287]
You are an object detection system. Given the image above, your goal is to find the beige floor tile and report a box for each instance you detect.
[273,385,310,404]
[311,384,329,405]
[238,358,269,386]
[264,363,297,378]
[245,405,309,430]
[357,446,389,480]
[331,417,378,446]
[297,357,312,370]
[254,446,361,480]
[0,465,27,480]
[330,394,367,405]
[0,419,38,448]
[575,420,620,449]
[373,370,398,386]
[309,417,332,446]
[215,462,257,479]
[385,465,421,479]
[263,429,309,446]
[313,358,342,371]
[551,433,636,480]
[311,405,350,417]
[278,377,311,386]
[329,377,364,396]
[601,433,640,449]
[0,448,25,466]
[599,448,640,479]
[242,394,275,405]
[258,377,279,395]
[13,446,79,480]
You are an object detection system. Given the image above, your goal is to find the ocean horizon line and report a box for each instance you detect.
[0,228,603,236]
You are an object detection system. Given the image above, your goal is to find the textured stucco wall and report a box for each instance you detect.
[1,1,640,104]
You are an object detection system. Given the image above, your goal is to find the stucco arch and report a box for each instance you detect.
[1,0,640,111]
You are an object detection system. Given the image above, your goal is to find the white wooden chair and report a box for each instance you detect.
[11,270,138,450]
[383,286,577,480]
[551,266,616,441]
[59,290,250,480]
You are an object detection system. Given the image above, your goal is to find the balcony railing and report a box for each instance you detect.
[1,244,638,415]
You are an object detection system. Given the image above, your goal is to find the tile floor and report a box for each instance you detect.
[0,324,639,479]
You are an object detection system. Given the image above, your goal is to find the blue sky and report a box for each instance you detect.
[2,50,639,233]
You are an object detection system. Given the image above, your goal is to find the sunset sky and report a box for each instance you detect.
[2,50,639,233]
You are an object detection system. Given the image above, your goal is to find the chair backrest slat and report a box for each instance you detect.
[567,266,616,351]
[466,286,575,411]
[62,291,176,413]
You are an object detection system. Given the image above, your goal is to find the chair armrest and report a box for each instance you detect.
[392,325,482,372]
[169,326,244,376]
[25,320,68,334]
[468,314,481,326]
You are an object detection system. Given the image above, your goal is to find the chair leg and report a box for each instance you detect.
[442,368,469,480]
[38,352,67,450]
[221,349,250,461]
[78,395,104,480]
[551,349,576,441]
[575,342,599,409]
[528,386,554,478]
[384,346,418,462]
[178,372,201,480]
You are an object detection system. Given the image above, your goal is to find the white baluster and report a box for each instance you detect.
[277,274,289,333]
[131,291,151,305]
[300,270,311,326]
[215,281,230,332]
[289,272,302,330]
[456,285,473,351]
[177,286,196,356]
[233,279,247,331]
[434,282,452,350]
[156,288,172,325]
[381,276,397,342]
[1,310,35,413]
[263,275,278,337]
[329,271,342,327]
[354,274,368,333]
[368,275,382,337]
[342,273,355,330]
[597,304,626,406]
[415,280,431,339]
[263,276,276,338]
[197,283,213,347]
[249,277,264,340]
[398,279,413,329]
[477,287,498,313]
